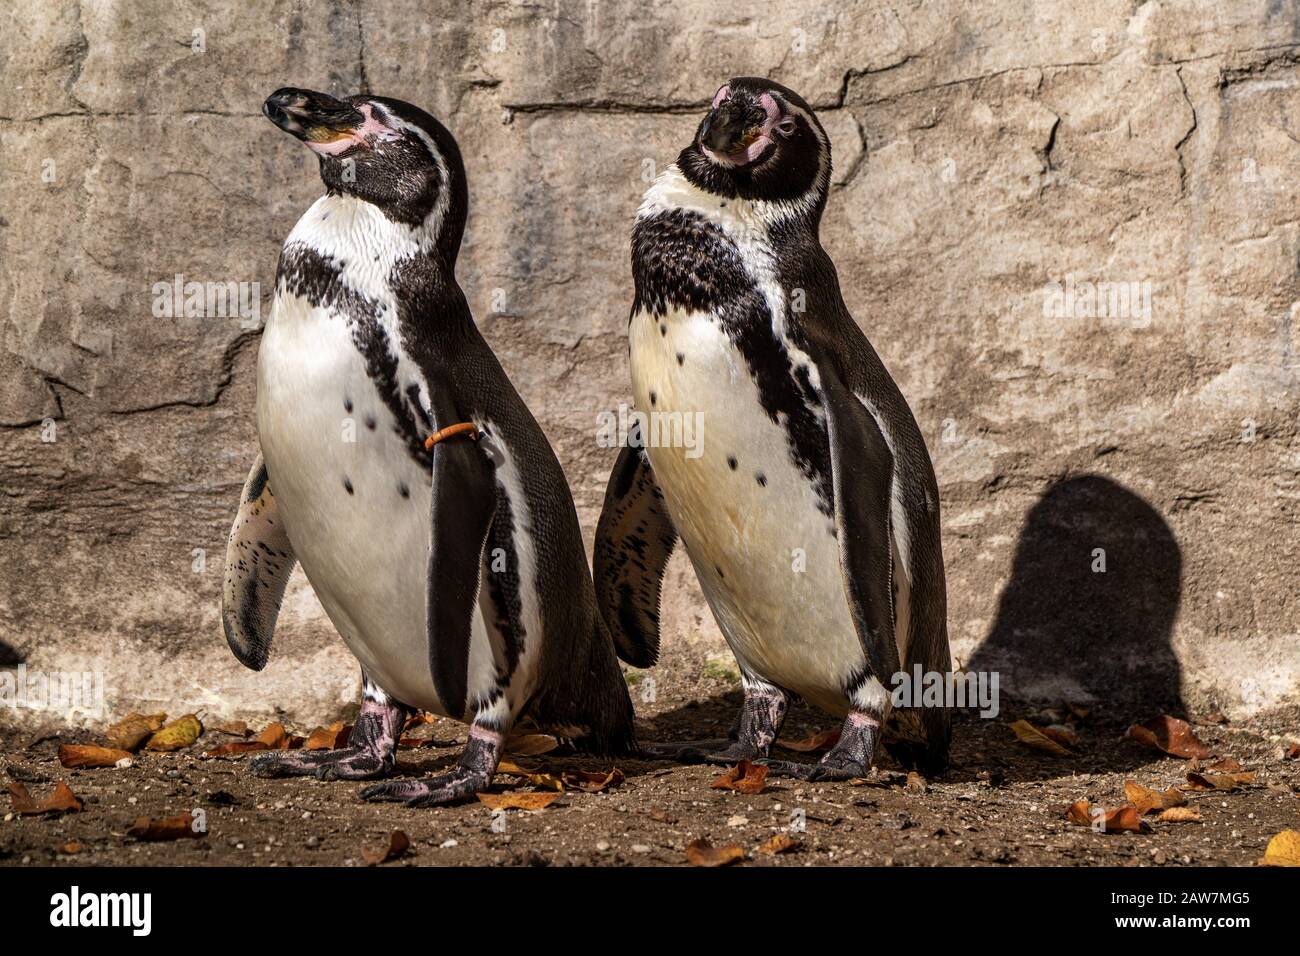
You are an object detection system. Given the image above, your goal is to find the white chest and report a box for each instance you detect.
[628,306,862,713]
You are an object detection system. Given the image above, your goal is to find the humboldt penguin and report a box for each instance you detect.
[222,88,635,805]
[595,77,951,778]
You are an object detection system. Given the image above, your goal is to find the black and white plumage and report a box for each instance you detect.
[222,88,635,805]
[596,77,952,778]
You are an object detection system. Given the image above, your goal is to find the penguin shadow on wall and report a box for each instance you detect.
[965,474,1184,780]
[0,639,23,667]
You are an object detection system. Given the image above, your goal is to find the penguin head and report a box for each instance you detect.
[679,77,830,208]
[263,88,467,243]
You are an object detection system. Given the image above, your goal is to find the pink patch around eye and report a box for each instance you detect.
[759,93,781,124]
[712,84,731,108]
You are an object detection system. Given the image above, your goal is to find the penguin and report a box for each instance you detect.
[222,88,635,806]
[594,77,952,779]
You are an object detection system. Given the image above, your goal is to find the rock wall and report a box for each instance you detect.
[2,0,1297,727]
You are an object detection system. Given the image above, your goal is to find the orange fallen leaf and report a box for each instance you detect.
[145,714,203,752]
[1064,800,1147,833]
[477,792,560,811]
[905,771,928,793]
[403,711,435,730]
[58,744,133,768]
[127,813,202,841]
[562,768,625,793]
[1040,724,1080,749]
[362,830,410,865]
[755,834,801,855]
[104,712,167,752]
[685,838,745,867]
[1282,742,1299,761]
[254,722,290,750]
[1009,719,1073,756]
[1259,829,1300,867]
[8,781,83,815]
[1124,716,1213,759]
[1157,807,1202,823]
[506,734,561,756]
[1124,781,1188,815]
[203,740,272,757]
[1184,770,1256,792]
[777,728,840,753]
[57,841,82,855]
[303,722,350,751]
[711,761,769,794]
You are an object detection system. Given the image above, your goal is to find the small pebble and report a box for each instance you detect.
[595,840,611,852]
[440,839,458,849]
[631,844,651,854]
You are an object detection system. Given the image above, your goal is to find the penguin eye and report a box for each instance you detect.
[775,118,797,137]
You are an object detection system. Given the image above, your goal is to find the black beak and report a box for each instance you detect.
[699,101,752,153]
[262,87,363,143]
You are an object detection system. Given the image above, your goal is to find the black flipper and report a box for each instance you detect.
[816,363,902,691]
[427,428,497,720]
[593,445,678,667]
[222,455,297,671]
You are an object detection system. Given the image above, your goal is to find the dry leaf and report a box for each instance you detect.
[1124,781,1188,815]
[254,722,290,750]
[905,771,928,793]
[1124,716,1213,759]
[562,768,625,793]
[1040,724,1081,749]
[777,728,840,753]
[1259,829,1300,867]
[58,744,133,768]
[1282,742,1299,761]
[1064,799,1147,833]
[203,740,271,757]
[403,712,435,730]
[1184,770,1256,792]
[208,720,250,737]
[8,781,83,815]
[127,813,201,841]
[145,714,203,752]
[105,712,167,752]
[57,841,82,855]
[495,760,566,792]
[711,761,769,794]
[685,838,745,867]
[303,722,350,751]
[506,734,560,756]
[1157,807,1201,823]
[1009,719,1073,756]
[362,830,410,865]
[755,834,800,855]
[477,792,560,811]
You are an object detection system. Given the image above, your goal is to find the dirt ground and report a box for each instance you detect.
[3,649,1298,868]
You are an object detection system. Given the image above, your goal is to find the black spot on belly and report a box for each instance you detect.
[343,397,353,413]
[365,414,376,430]
[659,323,667,336]
[676,352,685,366]
[649,391,657,406]
[715,565,725,579]
[343,477,354,495]
[755,472,767,487]
[398,482,410,499]
[727,455,737,470]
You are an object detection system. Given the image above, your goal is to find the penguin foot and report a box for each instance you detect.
[359,722,503,808]
[640,739,764,765]
[248,747,392,781]
[249,677,407,781]
[359,767,492,807]
[758,710,881,782]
